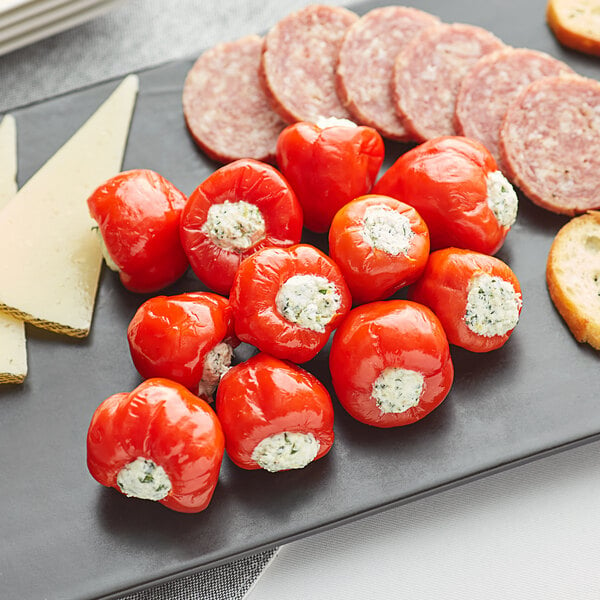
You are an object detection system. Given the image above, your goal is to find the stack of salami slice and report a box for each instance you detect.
[182,3,600,216]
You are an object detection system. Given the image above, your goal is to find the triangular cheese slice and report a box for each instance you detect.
[0,75,138,338]
[0,114,27,384]
[0,114,17,208]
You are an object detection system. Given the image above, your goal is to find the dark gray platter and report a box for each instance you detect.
[1,0,599,598]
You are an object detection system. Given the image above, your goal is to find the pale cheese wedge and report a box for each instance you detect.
[0,114,17,207]
[0,75,138,338]
[0,114,27,384]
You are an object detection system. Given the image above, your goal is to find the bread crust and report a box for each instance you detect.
[546,211,600,350]
[547,0,600,57]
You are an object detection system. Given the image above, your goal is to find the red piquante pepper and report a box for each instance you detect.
[329,300,454,428]
[328,194,430,304]
[373,136,518,254]
[127,292,238,398]
[408,247,523,352]
[86,378,225,513]
[215,353,334,471]
[276,119,385,233]
[87,169,189,293]
[180,158,303,295]
[230,244,351,363]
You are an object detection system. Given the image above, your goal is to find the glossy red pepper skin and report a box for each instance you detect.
[86,378,225,513]
[230,244,352,363]
[408,247,523,352]
[328,194,430,304]
[372,136,511,254]
[87,169,189,293]
[180,158,303,295]
[215,353,334,470]
[276,121,385,233]
[127,292,238,395]
[329,300,454,428]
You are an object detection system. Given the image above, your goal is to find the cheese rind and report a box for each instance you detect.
[0,75,138,337]
[0,114,27,384]
[0,315,27,384]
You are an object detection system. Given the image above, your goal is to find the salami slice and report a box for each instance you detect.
[260,4,358,123]
[182,35,286,164]
[393,23,505,142]
[335,6,440,140]
[499,75,600,215]
[455,48,573,169]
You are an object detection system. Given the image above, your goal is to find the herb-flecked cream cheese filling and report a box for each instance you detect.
[486,170,518,228]
[361,204,415,255]
[464,273,521,337]
[117,457,172,501]
[93,224,120,272]
[197,342,233,398]
[275,274,341,332]
[316,116,357,129]
[372,367,425,414]
[252,432,320,472]
[202,200,266,251]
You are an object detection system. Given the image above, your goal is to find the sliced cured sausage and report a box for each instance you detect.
[335,6,440,140]
[499,75,600,215]
[182,35,286,164]
[455,47,573,169]
[392,23,505,142]
[260,4,358,123]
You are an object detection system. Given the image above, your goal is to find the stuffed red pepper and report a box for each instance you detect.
[87,169,189,293]
[87,378,225,513]
[180,158,303,295]
[408,247,523,352]
[328,194,430,304]
[329,300,454,428]
[276,118,385,233]
[216,353,334,472]
[127,292,238,398]
[373,136,518,255]
[230,244,351,363]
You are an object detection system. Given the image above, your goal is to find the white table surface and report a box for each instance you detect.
[2,1,599,599]
[245,439,600,599]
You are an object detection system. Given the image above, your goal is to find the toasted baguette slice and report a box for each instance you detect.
[546,211,600,350]
[547,0,600,56]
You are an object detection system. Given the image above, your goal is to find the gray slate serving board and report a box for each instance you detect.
[1,0,599,598]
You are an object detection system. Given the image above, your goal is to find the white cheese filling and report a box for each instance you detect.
[275,274,341,333]
[486,170,518,228]
[464,273,521,337]
[116,457,172,501]
[202,200,266,251]
[93,224,119,272]
[251,432,320,472]
[316,116,357,129]
[361,204,415,255]
[197,342,233,398]
[372,367,424,414]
